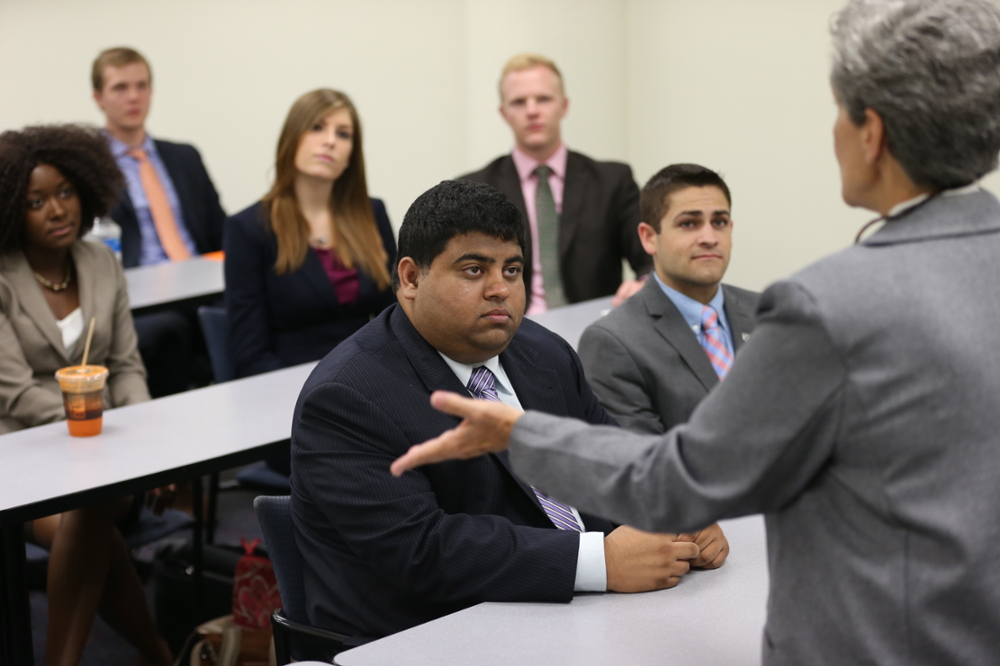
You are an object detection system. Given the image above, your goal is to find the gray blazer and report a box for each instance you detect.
[0,241,149,433]
[508,189,1000,665]
[579,278,758,434]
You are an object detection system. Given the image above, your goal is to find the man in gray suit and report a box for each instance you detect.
[392,1,1000,663]
[579,164,758,435]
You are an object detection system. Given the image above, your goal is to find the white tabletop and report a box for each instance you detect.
[124,256,225,314]
[335,515,768,666]
[0,362,315,523]
[527,296,613,350]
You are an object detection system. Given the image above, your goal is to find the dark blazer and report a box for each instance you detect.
[109,139,226,268]
[0,241,149,433]
[579,279,759,435]
[224,200,396,378]
[290,305,616,639]
[461,151,651,308]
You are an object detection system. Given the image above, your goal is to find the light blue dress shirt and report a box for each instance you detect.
[105,133,197,265]
[653,272,735,357]
[439,352,607,592]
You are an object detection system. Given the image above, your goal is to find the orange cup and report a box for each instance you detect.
[54,365,109,437]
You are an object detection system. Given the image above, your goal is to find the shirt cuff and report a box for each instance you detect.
[573,530,607,592]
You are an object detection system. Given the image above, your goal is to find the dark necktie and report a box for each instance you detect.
[534,165,566,308]
[466,365,582,531]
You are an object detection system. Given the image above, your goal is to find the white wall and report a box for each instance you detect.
[626,0,869,289]
[2,0,998,292]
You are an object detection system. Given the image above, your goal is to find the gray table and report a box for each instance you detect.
[125,256,225,315]
[527,296,613,350]
[335,515,768,666]
[0,362,315,666]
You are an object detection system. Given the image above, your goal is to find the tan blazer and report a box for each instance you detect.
[0,240,149,434]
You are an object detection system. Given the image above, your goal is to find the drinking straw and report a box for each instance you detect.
[81,317,96,367]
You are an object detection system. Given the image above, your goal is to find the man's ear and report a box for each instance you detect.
[861,108,887,166]
[637,222,659,257]
[498,102,513,129]
[396,257,421,300]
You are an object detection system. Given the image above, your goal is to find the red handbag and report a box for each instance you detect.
[231,538,282,630]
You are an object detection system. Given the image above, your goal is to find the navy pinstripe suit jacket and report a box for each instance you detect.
[290,304,616,639]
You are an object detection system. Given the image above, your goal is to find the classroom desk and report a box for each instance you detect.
[335,514,768,666]
[527,296,613,350]
[0,362,316,666]
[125,255,225,315]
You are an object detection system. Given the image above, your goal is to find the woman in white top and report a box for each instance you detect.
[0,125,171,666]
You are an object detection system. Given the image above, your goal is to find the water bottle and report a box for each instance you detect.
[84,217,122,261]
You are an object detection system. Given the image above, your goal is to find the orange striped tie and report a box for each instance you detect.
[129,148,191,261]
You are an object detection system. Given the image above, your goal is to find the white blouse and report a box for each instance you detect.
[56,307,84,353]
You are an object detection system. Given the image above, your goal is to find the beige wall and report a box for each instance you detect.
[2,0,998,291]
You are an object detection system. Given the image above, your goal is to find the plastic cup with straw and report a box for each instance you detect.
[54,317,109,437]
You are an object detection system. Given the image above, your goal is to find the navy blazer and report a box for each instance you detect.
[460,150,651,308]
[109,139,226,268]
[290,305,617,639]
[224,199,396,378]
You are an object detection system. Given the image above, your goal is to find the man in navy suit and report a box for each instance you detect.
[92,47,225,395]
[92,47,225,268]
[290,180,728,642]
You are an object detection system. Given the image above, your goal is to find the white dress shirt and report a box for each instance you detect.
[439,352,607,591]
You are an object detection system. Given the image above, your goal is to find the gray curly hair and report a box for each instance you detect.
[830,0,1000,189]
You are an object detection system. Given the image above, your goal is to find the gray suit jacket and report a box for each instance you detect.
[0,241,149,433]
[578,278,758,434]
[508,189,1000,665]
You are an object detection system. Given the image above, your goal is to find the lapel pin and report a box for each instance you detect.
[742,333,750,342]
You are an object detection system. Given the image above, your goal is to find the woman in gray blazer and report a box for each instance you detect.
[0,125,172,666]
[392,1,1000,663]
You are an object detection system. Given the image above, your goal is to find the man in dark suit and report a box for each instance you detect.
[290,180,727,642]
[460,53,650,314]
[579,164,759,434]
[92,47,225,268]
[92,47,226,395]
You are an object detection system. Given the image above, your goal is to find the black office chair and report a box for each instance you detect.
[198,307,291,543]
[253,495,349,664]
[197,305,235,383]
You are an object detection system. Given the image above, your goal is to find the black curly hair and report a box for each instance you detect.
[0,124,124,254]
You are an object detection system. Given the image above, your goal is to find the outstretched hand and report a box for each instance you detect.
[390,391,522,476]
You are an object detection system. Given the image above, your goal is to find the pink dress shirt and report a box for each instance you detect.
[511,144,568,315]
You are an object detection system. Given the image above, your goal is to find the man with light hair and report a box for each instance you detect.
[461,53,650,314]
[92,46,225,395]
[92,47,225,269]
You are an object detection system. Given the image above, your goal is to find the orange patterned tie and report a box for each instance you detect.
[129,148,191,261]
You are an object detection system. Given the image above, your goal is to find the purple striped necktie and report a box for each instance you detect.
[466,365,583,532]
[700,305,733,379]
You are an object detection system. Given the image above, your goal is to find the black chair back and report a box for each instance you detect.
[253,495,307,624]
[253,495,348,664]
[197,306,235,383]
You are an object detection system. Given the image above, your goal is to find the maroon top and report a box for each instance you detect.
[312,247,360,305]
